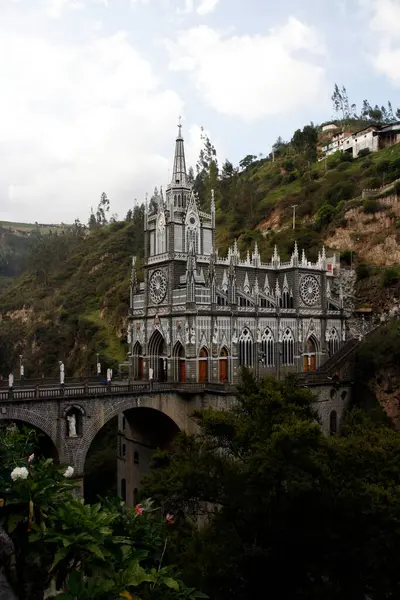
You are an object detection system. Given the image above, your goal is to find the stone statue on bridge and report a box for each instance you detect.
[67,413,77,438]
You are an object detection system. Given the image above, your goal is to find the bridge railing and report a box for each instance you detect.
[0,381,233,403]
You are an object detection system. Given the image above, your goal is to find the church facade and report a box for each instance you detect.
[127,125,346,384]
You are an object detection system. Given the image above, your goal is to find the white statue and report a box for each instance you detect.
[257,328,261,343]
[185,323,190,345]
[67,414,77,438]
[232,329,238,344]
[127,326,132,344]
[165,322,171,345]
[59,362,65,385]
[190,327,196,345]
[212,325,218,344]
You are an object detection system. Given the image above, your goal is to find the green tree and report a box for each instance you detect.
[143,371,400,600]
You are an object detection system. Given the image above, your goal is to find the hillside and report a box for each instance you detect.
[0,221,70,293]
[0,118,400,377]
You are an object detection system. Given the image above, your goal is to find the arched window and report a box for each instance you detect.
[239,328,253,367]
[178,194,181,207]
[120,478,126,502]
[328,328,340,356]
[156,215,166,254]
[134,451,139,465]
[280,291,290,308]
[174,194,177,207]
[282,328,294,366]
[261,329,274,367]
[122,444,126,457]
[186,229,199,253]
[329,410,337,436]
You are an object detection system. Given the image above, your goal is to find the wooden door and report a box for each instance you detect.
[179,360,186,383]
[219,359,227,383]
[199,359,208,383]
[138,357,143,379]
[303,355,309,372]
[310,354,316,372]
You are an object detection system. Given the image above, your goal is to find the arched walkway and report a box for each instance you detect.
[132,341,143,380]
[148,329,167,382]
[173,342,186,382]
[304,335,318,372]
[219,347,229,383]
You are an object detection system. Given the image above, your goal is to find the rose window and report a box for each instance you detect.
[149,270,167,304]
[300,275,320,306]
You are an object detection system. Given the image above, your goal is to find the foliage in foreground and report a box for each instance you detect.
[0,425,204,600]
[143,371,400,600]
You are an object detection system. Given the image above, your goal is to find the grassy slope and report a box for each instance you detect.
[0,219,144,377]
[215,132,400,262]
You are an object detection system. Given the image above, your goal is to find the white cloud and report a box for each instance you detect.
[196,0,219,16]
[367,0,400,39]
[43,0,108,18]
[0,30,192,223]
[364,0,400,86]
[165,17,327,121]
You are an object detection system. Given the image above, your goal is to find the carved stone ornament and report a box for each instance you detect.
[300,275,320,306]
[149,269,167,304]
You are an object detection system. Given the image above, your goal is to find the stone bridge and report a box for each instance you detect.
[0,366,356,502]
[0,381,236,495]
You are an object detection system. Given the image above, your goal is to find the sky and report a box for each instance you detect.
[0,0,399,224]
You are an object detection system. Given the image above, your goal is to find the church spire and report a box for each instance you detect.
[171,117,187,187]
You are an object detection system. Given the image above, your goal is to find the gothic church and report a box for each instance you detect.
[128,124,346,384]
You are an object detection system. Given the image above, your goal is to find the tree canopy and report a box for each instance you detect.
[143,371,400,600]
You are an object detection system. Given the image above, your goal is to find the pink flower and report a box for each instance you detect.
[28,454,34,463]
[135,503,144,516]
[166,513,174,525]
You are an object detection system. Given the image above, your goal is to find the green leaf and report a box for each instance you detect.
[87,543,106,561]
[163,577,180,591]
[51,547,70,570]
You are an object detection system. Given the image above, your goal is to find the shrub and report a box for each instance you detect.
[394,181,400,195]
[340,151,353,163]
[382,265,400,287]
[363,197,381,214]
[364,177,381,190]
[340,249,355,266]
[337,162,351,171]
[316,204,335,227]
[356,262,371,280]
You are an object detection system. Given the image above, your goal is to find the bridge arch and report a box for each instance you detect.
[0,407,58,449]
[0,407,59,461]
[74,394,187,475]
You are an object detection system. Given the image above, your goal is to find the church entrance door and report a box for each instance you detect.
[303,337,317,373]
[199,348,208,383]
[179,360,186,383]
[219,347,228,383]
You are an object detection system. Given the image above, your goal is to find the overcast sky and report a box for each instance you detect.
[0,0,399,224]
